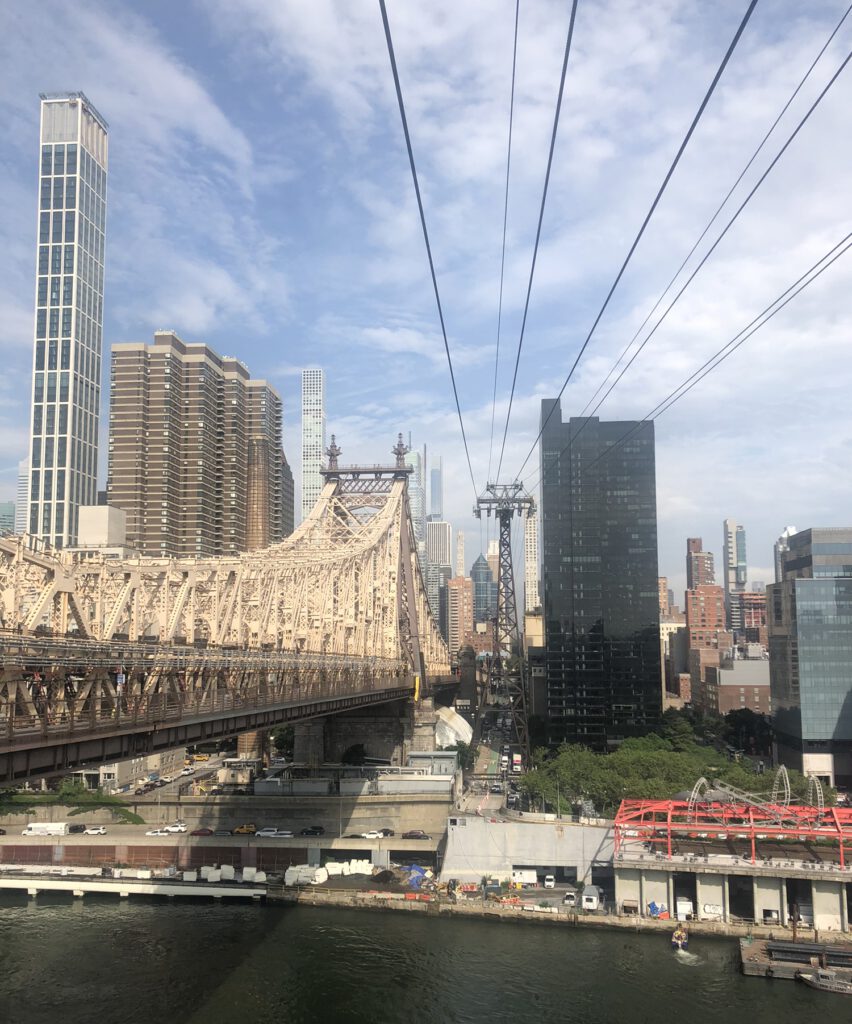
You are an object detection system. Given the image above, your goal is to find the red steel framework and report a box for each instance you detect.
[614,799,852,867]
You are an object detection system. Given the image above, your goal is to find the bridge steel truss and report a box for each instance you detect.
[0,455,450,780]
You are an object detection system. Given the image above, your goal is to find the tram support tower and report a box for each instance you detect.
[473,483,535,767]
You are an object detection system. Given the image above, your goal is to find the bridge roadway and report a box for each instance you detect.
[0,633,452,783]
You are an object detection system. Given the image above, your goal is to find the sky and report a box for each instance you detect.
[0,0,850,600]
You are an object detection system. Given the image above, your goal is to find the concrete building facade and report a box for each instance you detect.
[108,331,290,557]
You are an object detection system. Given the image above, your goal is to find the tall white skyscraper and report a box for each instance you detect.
[27,93,108,548]
[774,525,798,583]
[15,459,29,533]
[455,530,465,577]
[300,368,326,522]
[723,518,747,629]
[524,507,540,612]
[426,518,452,613]
[429,456,443,520]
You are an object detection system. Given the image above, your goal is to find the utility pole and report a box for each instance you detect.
[473,482,535,768]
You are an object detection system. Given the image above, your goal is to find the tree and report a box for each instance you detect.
[270,725,294,756]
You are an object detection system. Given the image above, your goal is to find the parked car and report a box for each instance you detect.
[271,830,294,838]
[300,825,325,836]
[213,829,233,836]
[233,823,257,834]
[164,823,187,833]
[145,828,169,837]
[84,826,106,836]
[543,875,556,889]
[68,824,86,834]
[180,767,195,776]
[190,828,213,836]
[0,828,6,835]
[378,828,395,837]
[256,827,282,838]
[160,775,174,784]
[401,830,431,840]
[360,831,382,840]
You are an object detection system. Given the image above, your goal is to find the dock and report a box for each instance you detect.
[0,867,266,901]
[741,937,852,980]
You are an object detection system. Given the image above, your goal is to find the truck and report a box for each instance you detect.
[21,822,69,837]
[511,869,538,888]
[582,884,603,911]
[500,754,509,770]
[511,753,522,774]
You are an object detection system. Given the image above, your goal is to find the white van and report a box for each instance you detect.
[543,875,556,889]
[21,822,69,837]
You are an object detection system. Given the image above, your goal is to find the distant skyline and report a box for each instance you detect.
[1,1,850,585]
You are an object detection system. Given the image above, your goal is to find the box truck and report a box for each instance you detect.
[21,822,69,837]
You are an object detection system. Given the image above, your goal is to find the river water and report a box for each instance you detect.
[0,896,846,1024]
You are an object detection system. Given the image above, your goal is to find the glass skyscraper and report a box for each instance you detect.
[769,527,852,787]
[300,368,326,523]
[27,93,108,548]
[540,400,662,748]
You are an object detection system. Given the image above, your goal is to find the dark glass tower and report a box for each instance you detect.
[539,400,662,748]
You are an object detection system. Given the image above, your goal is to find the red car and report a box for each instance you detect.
[190,827,214,836]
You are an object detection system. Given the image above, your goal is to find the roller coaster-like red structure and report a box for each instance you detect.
[614,799,852,866]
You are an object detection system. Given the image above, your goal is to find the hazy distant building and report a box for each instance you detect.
[723,519,748,630]
[426,519,452,616]
[455,530,465,578]
[470,554,497,624]
[108,331,289,557]
[770,527,852,786]
[540,401,661,748]
[301,369,325,522]
[15,459,28,533]
[686,537,715,590]
[27,93,108,548]
[486,538,499,584]
[429,456,443,520]
[0,502,14,534]
[774,525,797,584]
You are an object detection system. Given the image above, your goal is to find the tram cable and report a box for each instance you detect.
[526,229,852,491]
[575,2,852,426]
[494,0,579,483]
[511,0,760,484]
[565,42,852,444]
[378,0,479,496]
[486,0,521,488]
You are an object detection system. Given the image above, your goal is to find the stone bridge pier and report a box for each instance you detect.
[293,698,439,766]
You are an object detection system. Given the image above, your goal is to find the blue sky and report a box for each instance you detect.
[0,0,851,598]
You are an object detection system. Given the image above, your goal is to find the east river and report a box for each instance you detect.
[0,896,848,1024]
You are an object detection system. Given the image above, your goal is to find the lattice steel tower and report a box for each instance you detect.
[473,482,535,766]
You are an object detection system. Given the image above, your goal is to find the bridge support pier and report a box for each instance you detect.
[293,722,326,766]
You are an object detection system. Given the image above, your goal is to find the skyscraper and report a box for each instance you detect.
[27,93,108,548]
[723,519,747,629]
[446,575,474,657]
[540,401,662,748]
[426,519,452,618]
[686,537,715,590]
[774,525,797,584]
[15,459,28,533]
[470,554,497,624]
[770,528,852,786]
[429,456,443,520]
[301,369,325,522]
[455,530,465,578]
[524,507,540,612]
[486,538,499,583]
[0,502,14,534]
[108,331,288,556]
